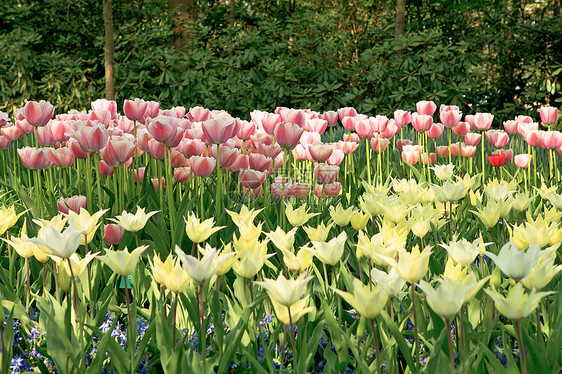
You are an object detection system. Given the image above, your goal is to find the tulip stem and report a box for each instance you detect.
[287,305,298,368]
[536,307,543,345]
[481,130,485,183]
[123,275,134,365]
[370,318,382,374]
[42,263,47,296]
[85,153,93,212]
[163,145,175,248]
[445,318,455,371]
[172,292,178,343]
[94,153,103,210]
[198,283,206,371]
[515,320,527,374]
[53,260,60,302]
[68,261,79,322]
[26,257,31,310]
[410,283,419,371]
[365,139,371,185]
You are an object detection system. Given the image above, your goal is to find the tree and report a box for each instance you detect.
[395,0,406,54]
[103,0,114,100]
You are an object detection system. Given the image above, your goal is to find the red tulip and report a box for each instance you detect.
[104,223,125,245]
[23,100,54,127]
[487,153,507,167]
[492,149,513,162]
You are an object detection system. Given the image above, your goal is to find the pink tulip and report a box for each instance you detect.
[327,149,344,165]
[337,141,359,154]
[248,153,272,172]
[148,139,165,160]
[524,130,543,147]
[416,101,437,116]
[293,144,307,161]
[229,154,250,172]
[314,164,339,184]
[99,160,115,175]
[323,111,339,126]
[540,106,558,125]
[133,167,146,183]
[0,111,10,126]
[401,145,420,164]
[369,116,389,133]
[49,147,75,168]
[161,106,186,118]
[143,101,160,121]
[320,182,342,197]
[440,104,460,113]
[240,169,267,189]
[370,136,390,152]
[293,183,311,199]
[503,120,519,135]
[299,131,321,146]
[517,122,539,138]
[202,118,238,144]
[174,167,192,183]
[89,110,112,126]
[244,185,262,198]
[169,150,187,168]
[190,156,216,177]
[151,178,165,191]
[465,115,476,130]
[209,144,239,168]
[411,113,433,132]
[188,106,210,122]
[436,146,450,158]
[73,124,109,152]
[147,116,178,143]
[450,143,460,157]
[343,133,359,143]
[304,118,328,134]
[464,133,481,146]
[16,119,34,135]
[57,195,87,214]
[420,152,436,165]
[50,120,71,141]
[542,131,562,149]
[237,120,256,140]
[36,125,56,147]
[515,115,533,124]
[460,145,477,158]
[1,125,23,141]
[123,98,148,122]
[308,143,333,162]
[440,109,462,128]
[271,182,294,199]
[68,138,87,159]
[427,123,444,139]
[275,122,304,149]
[0,136,10,150]
[514,154,532,169]
[256,142,282,158]
[381,120,399,139]
[104,224,124,245]
[177,138,206,158]
[337,107,357,122]
[394,110,411,127]
[451,122,470,137]
[485,130,509,149]
[396,139,413,152]
[92,99,118,119]
[474,113,494,131]
[23,100,54,127]
[18,147,53,169]
[260,113,282,134]
[279,109,306,127]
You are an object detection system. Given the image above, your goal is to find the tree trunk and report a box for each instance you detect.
[395,0,406,54]
[103,0,115,100]
[168,0,196,48]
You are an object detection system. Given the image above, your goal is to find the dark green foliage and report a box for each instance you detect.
[0,0,560,122]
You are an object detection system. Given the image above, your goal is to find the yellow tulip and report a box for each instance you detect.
[279,245,313,273]
[382,197,411,224]
[62,252,99,278]
[184,211,224,243]
[511,192,534,213]
[534,183,557,200]
[442,257,467,281]
[303,222,333,242]
[460,272,490,303]
[150,254,176,286]
[359,193,385,216]
[471,200,501,228]
[430,163,455,181]
[350,211,370,231]
[549,226,562,246]
[255,273,312,307]
[332,278,388,320]
[440,236,491,267]
[175,244,235,284]
[271,296,314,325]
[370,267,406,298]
[232,239,273,279]
[543,207,562,225]
[356,231,401,265]
[265,226,298,252]
[226,205,263,228]
[28,224,85,259]
[98,245,148,276]
[469,190,483,208]
[3,223,34,258]
[110,206,159,232]
[214,243,236,276]
[485,283,552,321]
[521,249,562,290]
[329,203,357,227]
[431,180,466,203]
[483,243,550,281]
[309,231,347,266]
[33,214,67,232]
[285,202,319,227]
[67,208,108,238]
[0,205,26,236]
[235,222,263,247]
[455,173,479,193]
[509,219,552,250]
[483,181,515,202]
[377,245,433,284]
[378,219,409,251]
[392,178,419,194]
[418,278,468,320]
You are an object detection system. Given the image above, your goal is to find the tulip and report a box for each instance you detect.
[98,245,148,276]
[175,244,234,284]
[314,164,339,184]
[110,206,159,232]
[190,156,217,177]
[440,236,491,267]
[239,169,267,189]
[57,195,87,214]
[248,153,271,171]
[416,101,437,116]
[471,200,501,228]
[539,106,558,125]
[232,239,273,279]
[451,121,470,137]
[146,116,178,143]
[321,182,342,197]
[303,222,333,242]
[417,278,469,320]
[150,255,191,294]
[28,224,85,259]
[309,231,348,266]
[514,154,532,169]
[202,118,238,144]
[473,113,494,130]
[464,133,481,146]
[256,273,312,308]
[323,111,338,126]
[377,245,432,284]
[1,125,23,141]
[18,147,53,169]
[427,122,444,139]
[274,122,303,149]
[308,143,333,162]
[503,120,519,135]
[103,223,124,245]
[327,149,344,165]
[285,202,318,226]
[485,130,509,148]
[23,100,54,127]
[337,107,357,121]
[304,118,328,134]
[333,278,388,320]
[542,131,562,149]
[401,145,420,164]
[430,164,455,181]
[485,282,552,322]
[411,113,433,132]
[266,225,299,253]
[184,211,224,244]
[483,243,548,281]
[49,147,75,168]
[440,109,462,128]
[370,268,406,298]
[226,205,263,228]
[329,203,357,227]
[72,124,109,152]
[188,106,210,122]
[370,136,390,152]
[350,211,370,231]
